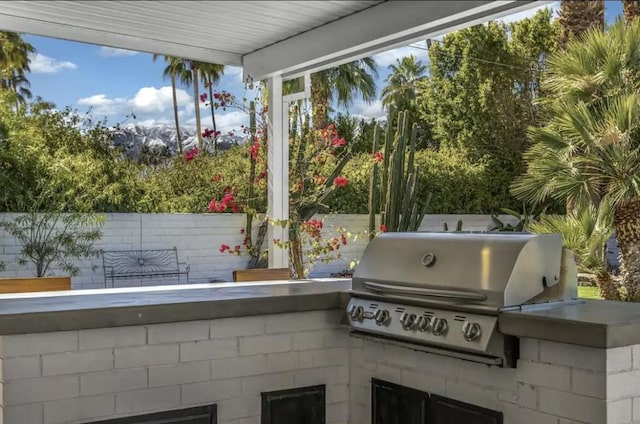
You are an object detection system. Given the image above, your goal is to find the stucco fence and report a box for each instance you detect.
[0,213,516,290]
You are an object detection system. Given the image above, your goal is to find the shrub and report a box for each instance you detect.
[330,148,520,214]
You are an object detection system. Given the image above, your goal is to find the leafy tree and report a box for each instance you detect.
[557,0,604,46]
[512,19,640,299]
[0,31,35,107]
[332,113,384,154]
[152,55,190,154]
[310,58,378,129]
[381,55,427,115]
[416,9,559,212]
[0,193,104,277]
[0,92,141,213]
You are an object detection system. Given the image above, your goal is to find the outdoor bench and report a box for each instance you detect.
[101,247,189,288]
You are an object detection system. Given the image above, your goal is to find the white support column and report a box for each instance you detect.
[267,75,289,269]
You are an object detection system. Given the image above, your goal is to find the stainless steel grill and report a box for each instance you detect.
[346,232,578,367]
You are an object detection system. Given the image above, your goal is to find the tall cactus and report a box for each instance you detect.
[369,107,430,236]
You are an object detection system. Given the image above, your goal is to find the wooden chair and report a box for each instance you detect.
[232,268,290,282]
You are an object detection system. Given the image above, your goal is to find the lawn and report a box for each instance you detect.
[578,286,602,300]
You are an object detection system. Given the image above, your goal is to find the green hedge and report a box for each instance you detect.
[328,149,519,214]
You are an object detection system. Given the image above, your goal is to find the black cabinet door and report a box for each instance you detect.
[429,395,502,424]
[372,379,428,424]
[262,385,325,424]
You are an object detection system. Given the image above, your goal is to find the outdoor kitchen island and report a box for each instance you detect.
[0,279,639,424]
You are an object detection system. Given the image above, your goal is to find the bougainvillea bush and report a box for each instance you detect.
[203,90,354,278]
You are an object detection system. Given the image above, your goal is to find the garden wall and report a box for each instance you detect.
[0,214,512,290]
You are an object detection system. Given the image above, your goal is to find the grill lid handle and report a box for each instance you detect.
[363,281,487,301]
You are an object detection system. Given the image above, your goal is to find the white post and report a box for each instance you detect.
[267,75,289,269]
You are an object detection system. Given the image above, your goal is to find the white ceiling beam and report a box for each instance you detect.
[243,0,544,80]
[0,14,242,65]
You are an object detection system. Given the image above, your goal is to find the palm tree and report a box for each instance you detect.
[199,63,225,153]
[190,62,203,150]
[529,203,620,300]
[177,61,219,151]
[512,19,640,298]
[557,0,604,46]
[515,19,640,299]
[0,31,35,107]
[624,1,640,23]
[310,58,377,129]
[381,55,427,113]
[7,73,32,107]
[153,55,189,155]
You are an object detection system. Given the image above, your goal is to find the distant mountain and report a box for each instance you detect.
[109,124,246,160]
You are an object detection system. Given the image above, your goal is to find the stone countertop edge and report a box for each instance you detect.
[499,299,640,349]
[0,279,352,335]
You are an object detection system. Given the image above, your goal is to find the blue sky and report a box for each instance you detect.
[22,1,623,134]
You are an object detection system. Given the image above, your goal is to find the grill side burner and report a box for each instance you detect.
[346,232,578,367]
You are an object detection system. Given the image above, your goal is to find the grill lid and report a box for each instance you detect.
[352,232,564,309]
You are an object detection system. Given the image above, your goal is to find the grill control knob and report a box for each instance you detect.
[462,321,482,342]
[431,318,448,336]
[348,305,365,321]
[400,312,417,330]
[416,316,431,332]
[374,309,391,326]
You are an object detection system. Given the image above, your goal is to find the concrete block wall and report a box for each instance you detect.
[349,336,635,424]
[0,310,349,424]
[0,213,512,290]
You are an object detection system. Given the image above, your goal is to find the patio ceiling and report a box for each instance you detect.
[0,0,543,80]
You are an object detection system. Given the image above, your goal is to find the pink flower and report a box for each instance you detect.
[185,148,199,162]
[331,137,346,148]
[373,151,384,163]
[203,128,214,138]
[313,175,326,185]
[333,176,348,188]
[220,244,230,253]
[200,93,207,103]
[248,142,260,161]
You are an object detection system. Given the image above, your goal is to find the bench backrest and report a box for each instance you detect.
[232,268,290,282]
[102,248,180,276]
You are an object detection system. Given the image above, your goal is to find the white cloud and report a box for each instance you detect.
[77,94,128,116]
[348,99,386,120]
[77,86,191,122]
[99,46,140,57]
[131,86,191,114]
[29,53,77,74]
[223,65,245,83]
[184,110,248,134]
